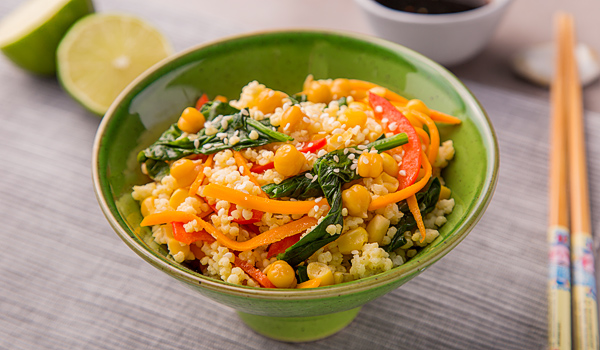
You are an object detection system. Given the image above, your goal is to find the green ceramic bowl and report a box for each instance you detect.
[92,30,498,342]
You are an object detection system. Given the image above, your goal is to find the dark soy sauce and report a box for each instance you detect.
[374,0,489,14]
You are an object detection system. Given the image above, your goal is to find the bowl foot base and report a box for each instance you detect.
[237,307,361,342]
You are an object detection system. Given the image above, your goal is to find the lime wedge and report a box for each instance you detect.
[0,0,94,75]
[56,13,173,115]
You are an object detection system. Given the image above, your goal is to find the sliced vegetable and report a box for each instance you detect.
[267,233,302,259]
[189,154,213,196]
[369,92,421,190]
[234,257,276,288]
[297,138,327,153]
[369,151,432,210]
[429,110,462,124]
[171,221,215,245]
[297,278,321,289]
[233,150,268,197]
[250,162,274,173]
[203,183,323,215]
[384,177,441,252]
[406,195,426,243]
[195,93,209,110]
[142,211,317,252]
[411,110,440,166]
[137,106,293,180]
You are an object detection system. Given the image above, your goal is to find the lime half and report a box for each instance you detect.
[56,13,173,116]
[0,0,94,75]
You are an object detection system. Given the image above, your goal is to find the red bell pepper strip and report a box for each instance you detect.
[231,204,263,224]
[171,222,216,245]
[266,233,302,259]
[242,223,261,235]
[297,137,327,153]
[195,93,209,110]
[250,162,275,173]
[369,92,421,189]
[234,257,276,288]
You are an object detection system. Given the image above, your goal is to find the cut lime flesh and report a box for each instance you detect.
[57,13,173,115]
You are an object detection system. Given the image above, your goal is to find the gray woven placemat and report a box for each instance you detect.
[1,0,599,348]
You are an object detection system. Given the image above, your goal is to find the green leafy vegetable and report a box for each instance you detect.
[273,133,408,266]
[199,101,239,122]
[137,104,293,180]
[295,265,309,283]
[384,177,442,252]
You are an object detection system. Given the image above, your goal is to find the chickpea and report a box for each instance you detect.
[256,89,287,114]
[330,78,351,100]
[306,81,331,103]
[307,262,334,286]
[274,144,305,177]
[341,184,371,218]
[140,196,156,217]
[381,152,399,177]
[340,109,367,128]
[177,107,206,133]
[279,105,306,132]
[170,159,202,188]
[357,152,383,178]
[266,260,297,288]
[337,227,369,254]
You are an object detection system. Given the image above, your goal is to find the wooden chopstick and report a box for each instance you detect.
[547,12,572,350]
[560,13,600,350]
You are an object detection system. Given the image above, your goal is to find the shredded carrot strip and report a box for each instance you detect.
[369,151,432,210]
[411,111,439,165]
[189,154,213,196]
[348,79,408,103]
[407,195,427,243]
[390,103,424,129]
[429,110,462,124]
[414,127,430,155]
[297,279,321,289]
[141,212,318,252]
[202,183,325,215]
[233,150,267,198]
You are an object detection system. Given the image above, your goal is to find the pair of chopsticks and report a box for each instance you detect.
[548,12,599,350]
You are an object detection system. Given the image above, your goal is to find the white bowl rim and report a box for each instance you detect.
[354,0,513,24]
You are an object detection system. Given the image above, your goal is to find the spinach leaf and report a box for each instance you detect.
[199,101,240,122]
[263,132,408,200]
[384,177,441,252]
[295,265,309,283]
[138,106,293,180]
[274,133,408,266]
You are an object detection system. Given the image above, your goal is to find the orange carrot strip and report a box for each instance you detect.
[414,127,430,155]
[202,183,324,215]
[189,154,213,196]
[234,257,276,288]
[141,212,318,252]
[429,110,462,124]
[407,195,427,243]
[412,111,439,165]
[297,279,321,289]
[233,150,267,198]
[348,79,408,104]
[369,151,432,210]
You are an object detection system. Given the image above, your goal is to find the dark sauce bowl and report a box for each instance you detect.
[354,0,513,66]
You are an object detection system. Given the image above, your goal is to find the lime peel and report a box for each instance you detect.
[0,0,94,75]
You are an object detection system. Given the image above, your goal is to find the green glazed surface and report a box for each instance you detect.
[93,30,498,341]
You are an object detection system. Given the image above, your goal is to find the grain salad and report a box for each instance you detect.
[132,76,460,289]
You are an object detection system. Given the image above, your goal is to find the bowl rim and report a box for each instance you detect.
[353,0,513,24]
[92,28,499,300]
